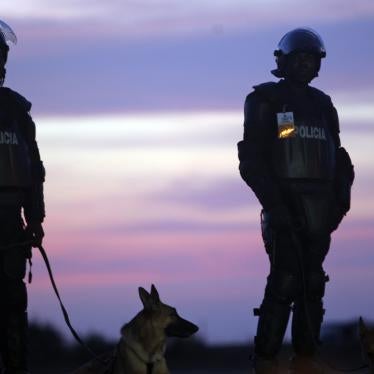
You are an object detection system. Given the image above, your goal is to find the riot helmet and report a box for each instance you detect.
[0,20,17,85]
[271,28,326,79]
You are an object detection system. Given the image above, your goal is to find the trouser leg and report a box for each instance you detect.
[0,306,6,371]
[290,271,328,374]
[3,310,28,374]
[0,209,29,374]
[0,276,29,374]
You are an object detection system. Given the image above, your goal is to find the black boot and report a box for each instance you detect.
[288,354,323,374]
[252,355,279,374]
[291,298,324,356]
[2,312,29,374]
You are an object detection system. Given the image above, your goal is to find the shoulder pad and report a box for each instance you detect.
[308,86,333,108]
[252,81,281,104]
[3,87,32,112]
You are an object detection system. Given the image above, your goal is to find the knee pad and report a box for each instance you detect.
[306,271,329,301]
[265,271,300,304]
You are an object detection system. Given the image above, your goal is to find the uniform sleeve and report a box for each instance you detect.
[328,97,341,149]
[237,92,283,210]
[23,112,46,223]
[330,102,354,215]
[6,89,45,222]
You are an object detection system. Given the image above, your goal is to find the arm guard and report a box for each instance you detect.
[237,92,283,210]
[335,146,354,215]
[23,114,45,223]
[8,89,46,222]
[325,97,354,215]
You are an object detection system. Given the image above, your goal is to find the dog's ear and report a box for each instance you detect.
[150,284,160,303]
[359,316,368,335]
[139,287,153,310]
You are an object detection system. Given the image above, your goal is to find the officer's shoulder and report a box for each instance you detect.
[2,87,32,112]
[248,81,281,104]
[308,86,334,107]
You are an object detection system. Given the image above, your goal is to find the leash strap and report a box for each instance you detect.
[36,244,99,359]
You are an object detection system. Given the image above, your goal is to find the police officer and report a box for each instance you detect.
[0,21,45,373]
[237,28,354,373]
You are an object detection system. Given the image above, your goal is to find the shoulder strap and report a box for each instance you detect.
[253,81,281,105]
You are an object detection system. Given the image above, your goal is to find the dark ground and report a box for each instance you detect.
[0,319,370,373]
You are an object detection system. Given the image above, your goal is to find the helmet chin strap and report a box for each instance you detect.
[0,67,5,87]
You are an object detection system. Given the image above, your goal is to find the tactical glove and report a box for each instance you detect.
[26,221,44,247]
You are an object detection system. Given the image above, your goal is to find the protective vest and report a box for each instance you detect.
[254,81,337,181]
[0,90,32,187]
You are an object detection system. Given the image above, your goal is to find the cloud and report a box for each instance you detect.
[153,177,254,210]
[3,15,373,116]
[3,0,374,39]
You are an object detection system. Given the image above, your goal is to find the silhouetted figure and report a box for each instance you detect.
[238,28,354,373]
[0,20,45,374]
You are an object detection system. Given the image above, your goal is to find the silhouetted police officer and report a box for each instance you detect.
[238,28,354,373]
[0,21,45,374]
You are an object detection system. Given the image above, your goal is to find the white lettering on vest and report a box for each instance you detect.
[0,131,19,145]
[292,125,326,140]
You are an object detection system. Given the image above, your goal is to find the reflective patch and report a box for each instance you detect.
[277,112,295,138]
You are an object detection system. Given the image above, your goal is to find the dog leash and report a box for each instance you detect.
[0,239,104,362]
[35,244,102,359]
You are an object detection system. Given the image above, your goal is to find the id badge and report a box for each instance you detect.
[277,112,295,138]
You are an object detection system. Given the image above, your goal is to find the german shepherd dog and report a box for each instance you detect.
[359,317,374,373]
[71,285,199,374]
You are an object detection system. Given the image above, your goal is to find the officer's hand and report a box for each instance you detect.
[268,204,293,230]
[26,222,44,247]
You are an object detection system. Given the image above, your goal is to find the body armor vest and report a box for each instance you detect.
[255,81,337,181]
[0,93,32,187]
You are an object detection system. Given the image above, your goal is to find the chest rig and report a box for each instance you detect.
[254,81,337,181]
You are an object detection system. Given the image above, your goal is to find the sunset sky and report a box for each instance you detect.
[1,0,374,344]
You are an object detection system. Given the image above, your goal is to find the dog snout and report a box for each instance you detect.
[165,317,199,338]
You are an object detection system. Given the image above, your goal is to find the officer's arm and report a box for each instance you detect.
[23,112,46,224]
[237,92,283,210]
[9,90,46,224]
[330,103,354,214]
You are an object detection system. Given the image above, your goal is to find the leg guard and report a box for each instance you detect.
[254,272,299,361]
[1,278,28,374]
[291,271,328,356]
[2,311,28,374]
